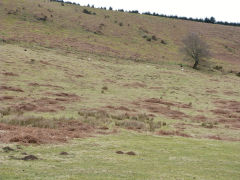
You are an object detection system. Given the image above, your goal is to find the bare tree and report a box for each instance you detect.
[181,33,210,69]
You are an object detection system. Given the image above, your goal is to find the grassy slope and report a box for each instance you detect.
[0,0,240,70]
[1,132,240,180]
[1,44,240,140]
[0,0,240,179]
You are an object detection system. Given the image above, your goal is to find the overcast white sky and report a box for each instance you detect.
[67,0,240,23]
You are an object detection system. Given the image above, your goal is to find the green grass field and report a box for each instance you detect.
[1,132,240,180]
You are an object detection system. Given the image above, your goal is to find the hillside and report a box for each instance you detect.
[0,0,240,69]
[0,0,240,180]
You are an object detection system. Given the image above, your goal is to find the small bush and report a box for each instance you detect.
[119,22,123,26]
[35,14,47,21]
[161,40,167,44]
[213,65,223,71]
[7,9,18,15]
[236,72,240,77]
[83,9,91,15]
[147,38,152,42]
[102,86,108,91]
[152,35,157,41]
[201,122,214,128]
[0,107,11,116]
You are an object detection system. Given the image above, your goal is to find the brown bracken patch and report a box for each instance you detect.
[0,86,24,92]
[192,115,208,122]
[75,74,84,78]
[123,82,146,88]
[105,105,131,112]
[0,121,96,145]
[204,135,240,142]
[212,100,240,126]
[2,72,18,76]
[133,98,190,120]
[0,96,14,101]
[156,130,191,137]
[54,92,79,98]
[12,96,73,113]
[28,83,64,89]
[223,91,239,96]
[205,90,218,94]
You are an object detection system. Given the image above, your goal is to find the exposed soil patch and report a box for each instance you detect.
[21,155,38,161]
[205,90,218,94]
[116,151,124,154]
[10,135,39,144]
[123,82,146,88]
[104,79,116,83]
[211,109,231,115]
[12,97,72,113]
[28,83,40,86]
[148,86,162,90]
[126,151,136,156]
[145,98,175,106]
[28,83,64,89]
[75,74,84,78]
[133,98,190,120]
[40,60,51,65]
[2,146,14,152]
[98,126,109,130]
[0,86,24,92]
[0,96,14,101]
[192,115,208,122]
[223,91,239,96]
[144,98,192,109]
[0,121,96,145]
[55,98,68,101]
[156,130,191,137]
[212,100,240,124]
[14,103,37,111]
[204,135,240,142]
[105,105,131,112]
[60,151,69,155]
[2,72,18,76]
[54,92,79,98]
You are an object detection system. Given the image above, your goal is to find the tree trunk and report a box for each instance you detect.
[193,59,199,69]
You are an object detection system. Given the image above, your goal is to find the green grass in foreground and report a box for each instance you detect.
[0,132,240,180]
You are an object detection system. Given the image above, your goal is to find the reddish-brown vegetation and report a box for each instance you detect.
[0,86,24,92]
[0,121,95,144]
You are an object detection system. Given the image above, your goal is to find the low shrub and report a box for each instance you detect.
[213,65,223,71]
[0,107,11,116]
[161,40,167,44]
[83,9,93,15]
[152,35,157,41]
[201,122,214,128]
